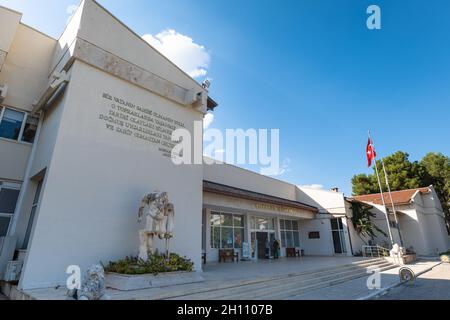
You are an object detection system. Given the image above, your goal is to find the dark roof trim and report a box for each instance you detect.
[207,97,218,111]
[203,180,318,213]
[345,197,374,209]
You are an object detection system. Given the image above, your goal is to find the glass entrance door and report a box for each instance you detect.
[250,216,276,260]
[256,232,268,259]
[331,218,347,254]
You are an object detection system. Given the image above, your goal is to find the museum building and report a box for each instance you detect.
[0,1,449,291]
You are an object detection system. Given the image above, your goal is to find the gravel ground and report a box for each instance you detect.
[379,263,450,300]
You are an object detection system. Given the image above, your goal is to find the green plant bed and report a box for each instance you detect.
[104,253,194,275]
[439,251,450,263]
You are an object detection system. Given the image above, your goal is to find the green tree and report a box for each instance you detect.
[420,153,450,222]
[352,151,422,195]
[351,151,450,229]
[351,201,387,245]
[351,174,378,196]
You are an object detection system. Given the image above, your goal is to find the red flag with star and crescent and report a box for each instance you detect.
[366,136,377,167]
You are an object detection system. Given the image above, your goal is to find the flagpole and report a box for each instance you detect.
[381,159,405,247]
[369,130,394,247]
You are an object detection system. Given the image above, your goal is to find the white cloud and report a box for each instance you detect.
[142,29,210,78]
[299,184,324,190]
[203,113,214,130]
[262,157,291,177]
[66,4,78,15]
[66,4,78,24]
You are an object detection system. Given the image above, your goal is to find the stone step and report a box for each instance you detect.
[216,263,395,300]
[154,258,385,300]
[176,261,392,300]
[201,264,395,300]
[170,260,395,300]
[256,264,396,300]
[210,261,394,300]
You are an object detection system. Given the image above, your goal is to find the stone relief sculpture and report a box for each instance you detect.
[67,265,110,300]
[138,192,175,261]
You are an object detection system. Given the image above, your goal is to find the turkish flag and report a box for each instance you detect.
[366,137,377,167]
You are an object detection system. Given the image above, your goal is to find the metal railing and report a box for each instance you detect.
[362,245,390,258]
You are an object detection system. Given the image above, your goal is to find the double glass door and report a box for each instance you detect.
[331,218,347,254]
[250,216,276,259]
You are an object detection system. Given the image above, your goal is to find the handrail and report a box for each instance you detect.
[362,245,390,258]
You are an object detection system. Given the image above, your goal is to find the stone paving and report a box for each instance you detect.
[23,256,369,300]
[18,257,443,300]
[379,263,450,300]
[288,260,442,300]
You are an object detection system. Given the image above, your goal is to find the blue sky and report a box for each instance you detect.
[2,0,449,195]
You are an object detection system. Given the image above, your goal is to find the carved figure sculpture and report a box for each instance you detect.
[138,192,175,261]
[67,265,110,300]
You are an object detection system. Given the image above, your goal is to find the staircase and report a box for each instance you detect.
[166,258,396,300]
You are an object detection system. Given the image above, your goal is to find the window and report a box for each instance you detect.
[0,106,38,143]
[308,231,320,239]
[280,219,300,247]
[0,182,21,237]
[389,221,397,229]
[22,180,43,249]
[21,115,39,143]
[210,212,244,249]
[251,217,275,231]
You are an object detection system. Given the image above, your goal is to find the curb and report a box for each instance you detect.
[357,261,443,300]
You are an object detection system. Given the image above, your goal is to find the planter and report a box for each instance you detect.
[105,271,204,291]
[383,253,417,266]
[402,253,417,265]
[440,254,450,263]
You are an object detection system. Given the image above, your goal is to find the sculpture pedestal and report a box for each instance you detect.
[105,271,204,291]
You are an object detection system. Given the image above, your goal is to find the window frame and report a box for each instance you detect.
[0,181,21,237]
[0,105,37,144]
[280,219,300,248]
[210,211,245,250]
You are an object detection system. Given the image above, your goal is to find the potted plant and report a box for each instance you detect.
[439,250,450,263]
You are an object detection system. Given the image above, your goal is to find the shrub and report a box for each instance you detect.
[104,253,194,275]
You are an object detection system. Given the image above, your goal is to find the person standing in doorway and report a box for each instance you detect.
[272,239,280,259]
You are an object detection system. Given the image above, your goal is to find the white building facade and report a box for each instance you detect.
[0,1,448,291]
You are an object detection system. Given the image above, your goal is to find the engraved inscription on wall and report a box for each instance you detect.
[98,93,185,158]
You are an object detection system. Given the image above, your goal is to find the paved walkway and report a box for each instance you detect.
[379,263,450,300]
[0,293,8,300]
[23,256,368,300]
[202,256,367,282]
[288,260,442,300]
[20,257,442,300]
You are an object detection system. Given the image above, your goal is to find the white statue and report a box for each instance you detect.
[163,202,175,257]
[137,192,175,261]
[390,243,403,257]
[67,265,110,300]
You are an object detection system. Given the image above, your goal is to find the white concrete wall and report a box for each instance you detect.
[0,6,21,54]
[0,17,56,185]
[297,188,346,214]
[0,24,56,111]
[356,188,450,256]
[20,60,204,289]
[0,140,31,181]
[411,190,450,255]
[397,207,427,253]
[14,93,69,250]
[300,216,334,256]
[204,162,297,201]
